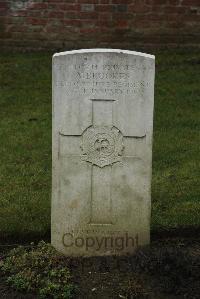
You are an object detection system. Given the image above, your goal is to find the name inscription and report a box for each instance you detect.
[55,62,152,96]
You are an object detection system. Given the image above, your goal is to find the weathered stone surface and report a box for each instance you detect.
[52,49,155,257]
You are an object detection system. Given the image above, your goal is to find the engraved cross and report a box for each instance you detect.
[60,99,145,225]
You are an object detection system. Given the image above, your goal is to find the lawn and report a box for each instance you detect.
[0,49,199,240]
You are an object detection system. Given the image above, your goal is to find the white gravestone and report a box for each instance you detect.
[52,49,155,257]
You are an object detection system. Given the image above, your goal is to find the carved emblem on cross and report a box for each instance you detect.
[81,125,124,168]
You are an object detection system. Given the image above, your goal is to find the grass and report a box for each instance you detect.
[0,49,199,239]
[0,53,51,238]
[152,51,200,229]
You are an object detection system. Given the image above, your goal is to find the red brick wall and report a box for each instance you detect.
[0,0,200,51]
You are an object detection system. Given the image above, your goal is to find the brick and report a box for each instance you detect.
[9,32,25,39]
[80,28,99,34]
[27,18,48,26]
[112,12,132,20]
[48,3,60,10]
[11,10,28,17]
[0,10,5,16]
[31,3,48,10]
[112,4,128,12]
[78,0,98,3]
[49,11,64,18]
[0,2,8,9]
[129,3,150,13]
[45,26,65,34]
[31,26,47,33]
[181,14,200,21]
[114,19,129,28]
[64,11,79,19]
[78,12,98,19]
[59,4,80,11]
[114,28,130,36]
[1,0,200,50]
[97,20,114,27]
[100,27,113,33]
[112,0,132,3]
[48,0,74,2]
[145,0,166,4]
[181,0,200,5]
[164,6,187,13]
[165,13,184,21]
[149,5,165,13]
[100,0,111,3]
[2,17,13,24]
[28,10,47,17]
[132,20,153,28]
[10,16,26,24]
[81,4,95,11]
[98,12,112,20]
[96,5,113,12]
[7,24,27,33]
[189,7,200,14]
[63,19,81,26]
[167,21,183,28]
[168,0,180,4]
[79,19,98,27]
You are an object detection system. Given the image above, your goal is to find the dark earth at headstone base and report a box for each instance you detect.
[0,231,199,299]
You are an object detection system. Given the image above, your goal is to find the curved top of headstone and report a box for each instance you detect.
[53,48,155,59]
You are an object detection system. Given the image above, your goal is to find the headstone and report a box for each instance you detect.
[52,49,155,257]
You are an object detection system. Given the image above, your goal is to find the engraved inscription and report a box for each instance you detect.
[54,59,153,96]
[81,126,124,168]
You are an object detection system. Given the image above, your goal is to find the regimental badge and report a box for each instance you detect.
[81,126,124,168]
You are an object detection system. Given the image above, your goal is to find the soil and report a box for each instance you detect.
[0,234,199,299]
